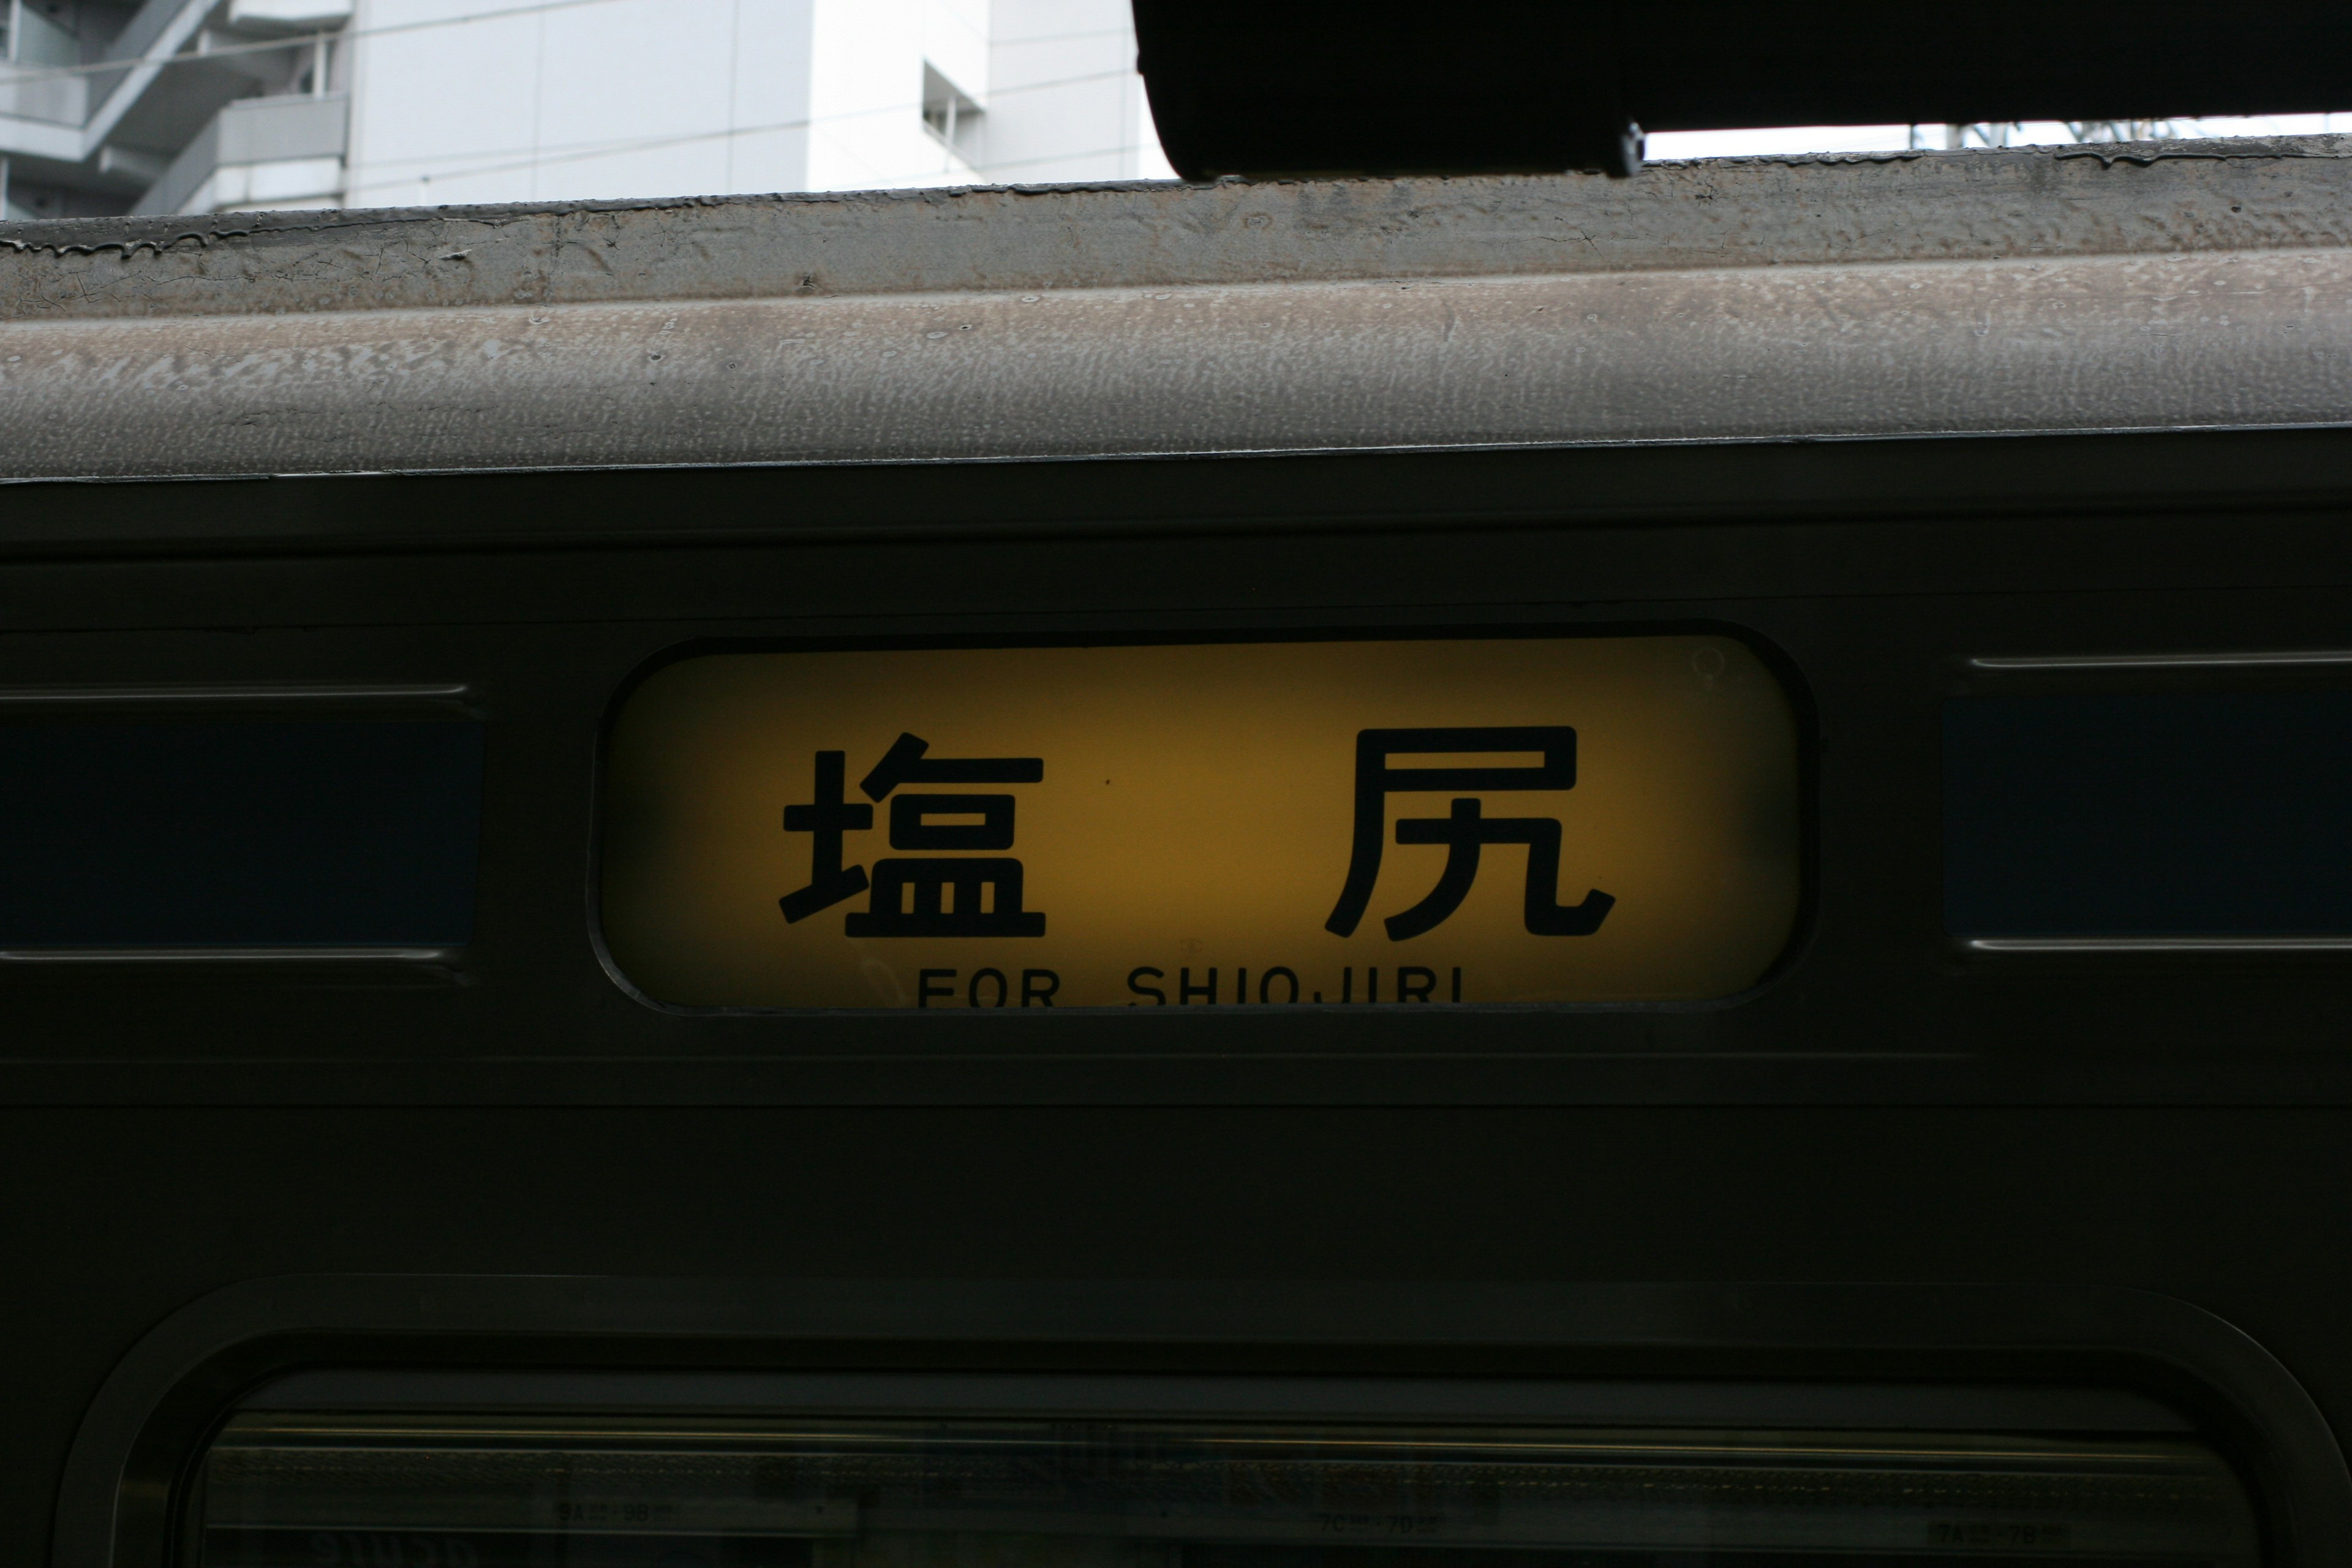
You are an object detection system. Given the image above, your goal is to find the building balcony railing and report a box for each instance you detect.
[135,88,345,214]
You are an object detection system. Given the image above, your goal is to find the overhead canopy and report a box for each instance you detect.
[1131,0,2352,176]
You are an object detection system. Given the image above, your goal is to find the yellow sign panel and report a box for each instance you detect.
[600,636,1801,1008]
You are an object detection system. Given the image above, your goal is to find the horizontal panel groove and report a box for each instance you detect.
[1965,938,2352,954]
[0,946,459,963]
[0,682,472,704]
[1969,652,2352,671]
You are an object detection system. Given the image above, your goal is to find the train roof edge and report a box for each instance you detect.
[5,137,2352,478]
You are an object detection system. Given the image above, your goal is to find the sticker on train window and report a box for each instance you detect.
[598,635,1802,1008]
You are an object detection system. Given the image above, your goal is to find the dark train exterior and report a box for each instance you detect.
[6,140,2352,1567]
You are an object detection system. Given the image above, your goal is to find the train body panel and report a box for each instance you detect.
[5,141,2351,1567]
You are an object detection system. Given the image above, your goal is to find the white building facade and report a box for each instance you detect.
[0,0,1171,221]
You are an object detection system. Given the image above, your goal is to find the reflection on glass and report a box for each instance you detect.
[197,1412,2257,1567]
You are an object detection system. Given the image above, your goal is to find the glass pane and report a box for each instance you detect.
[1946,692,2352,938]
[197,1411,2259,1567]
[0,720,483,948]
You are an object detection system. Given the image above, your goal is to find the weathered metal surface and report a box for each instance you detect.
[4,140,2352,322]
[4,141,2352,477]
[2,244,2347,478]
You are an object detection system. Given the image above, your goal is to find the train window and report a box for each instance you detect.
[599,635,1803,1008]
[0,720,484,949]
[193,1396,2258,1567]
[1946,692,2352,940]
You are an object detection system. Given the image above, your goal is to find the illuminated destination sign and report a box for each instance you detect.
[599,636,1801,1008]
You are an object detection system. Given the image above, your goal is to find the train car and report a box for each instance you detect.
[6,137,2352,1567]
